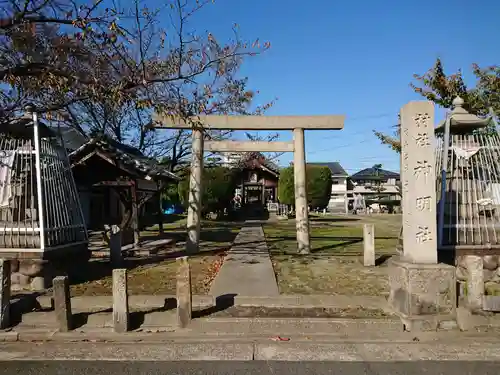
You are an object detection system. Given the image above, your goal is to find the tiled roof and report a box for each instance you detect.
[307,162,348,176]
[350,167,400,180]
[1,116,54,138]
[232,152,280,174]
[68,137,180,181]
[56,126,89,152]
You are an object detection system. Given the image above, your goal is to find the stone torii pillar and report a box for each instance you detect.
[186,127,204,253]
[293,128,310,254]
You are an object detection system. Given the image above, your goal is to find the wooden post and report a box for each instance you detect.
[176,256,192,328]
[112,268,129,333]
[131,182,140,247]
[363,224,375,266]
[107,224,123,269]
[53,276,73,332]
[158,189,164,235]
[0,260,11,329]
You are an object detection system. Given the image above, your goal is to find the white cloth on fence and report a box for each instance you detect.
[451,146,481,160]
[484,183,500,206]
[0,151,15,208]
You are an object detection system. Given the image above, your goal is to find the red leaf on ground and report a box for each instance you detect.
[270,336,290,341]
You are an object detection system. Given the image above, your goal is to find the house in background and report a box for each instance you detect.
[307,162,349,213]
[348,167,401,203]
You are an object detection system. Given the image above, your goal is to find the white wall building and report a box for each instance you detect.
[221,152,244,167]
[348,167,401,201]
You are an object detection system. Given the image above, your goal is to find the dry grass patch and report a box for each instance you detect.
[71,254,224,296]
[271,255,390,296]
[70,217,241,296]
[264,214,400,295]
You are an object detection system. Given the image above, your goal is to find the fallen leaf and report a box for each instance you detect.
[270,336,290,341]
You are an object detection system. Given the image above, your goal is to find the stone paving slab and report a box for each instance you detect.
[0,341,254,361]
[7,328,500,344]
[209,224,279,297]
[233,295,388,310]
[254,343,362,361]
[6,318,500,345]
[2,340,500,361]
[13,312,402,334]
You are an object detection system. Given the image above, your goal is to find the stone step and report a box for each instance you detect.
[14,313,403,335]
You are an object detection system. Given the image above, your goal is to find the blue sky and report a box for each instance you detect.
[186,0,499,174]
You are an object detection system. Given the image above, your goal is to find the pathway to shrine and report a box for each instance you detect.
[209,221,279,297]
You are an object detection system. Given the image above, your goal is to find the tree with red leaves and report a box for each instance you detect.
[0,0,274,166]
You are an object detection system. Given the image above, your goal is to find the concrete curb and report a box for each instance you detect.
[232,295,388,310]
[0,331,19,342]
[5,330,499,344]
[2,338,500,361]
[4,321,500,344]
[15,316,404,336]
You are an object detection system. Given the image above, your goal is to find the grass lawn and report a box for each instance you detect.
[263,214,401,296]
[70,215,242,296]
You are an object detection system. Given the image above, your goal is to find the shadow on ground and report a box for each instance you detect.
[71,224,243,292]
[310,217,361,223]
[8,294,240,330]
[266,235,398,255]
[9,288,393,330]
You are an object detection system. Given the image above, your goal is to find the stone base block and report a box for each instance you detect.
[388,257,456,331]
[400,316,439,332]
[9,246,90,292]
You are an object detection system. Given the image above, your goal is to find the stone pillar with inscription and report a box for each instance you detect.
[400,102,437,264]
[388,101,456,331]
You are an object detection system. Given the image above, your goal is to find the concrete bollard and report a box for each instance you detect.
[0,259,11,329]
[363,224,375,266]
[106,224,123,268]
[464,255,484,312]
[176,256,192,328]
[53,276,73,332]
[112,268,129,333]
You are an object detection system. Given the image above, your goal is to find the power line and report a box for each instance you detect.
[302,114,398,143]
[232,112,398,143]
[306,137,377,155]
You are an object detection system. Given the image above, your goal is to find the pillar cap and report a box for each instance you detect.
[435,96,491,134]
[452,96,465,108]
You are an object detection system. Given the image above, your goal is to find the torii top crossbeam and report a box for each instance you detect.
[152,114,345,130]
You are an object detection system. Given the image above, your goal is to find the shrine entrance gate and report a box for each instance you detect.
[152,114,345,254]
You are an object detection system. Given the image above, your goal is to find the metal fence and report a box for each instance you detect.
[0,114,87,251]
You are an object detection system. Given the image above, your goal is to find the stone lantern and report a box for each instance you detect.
[435,97,497,311]
[0,106,88,290]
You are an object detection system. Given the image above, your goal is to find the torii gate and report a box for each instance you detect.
[152,114,345,254]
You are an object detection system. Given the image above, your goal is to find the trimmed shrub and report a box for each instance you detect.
[277,165,333,210]
[178,166,237,216]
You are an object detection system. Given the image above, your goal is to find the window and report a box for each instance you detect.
[332,180,339,185]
